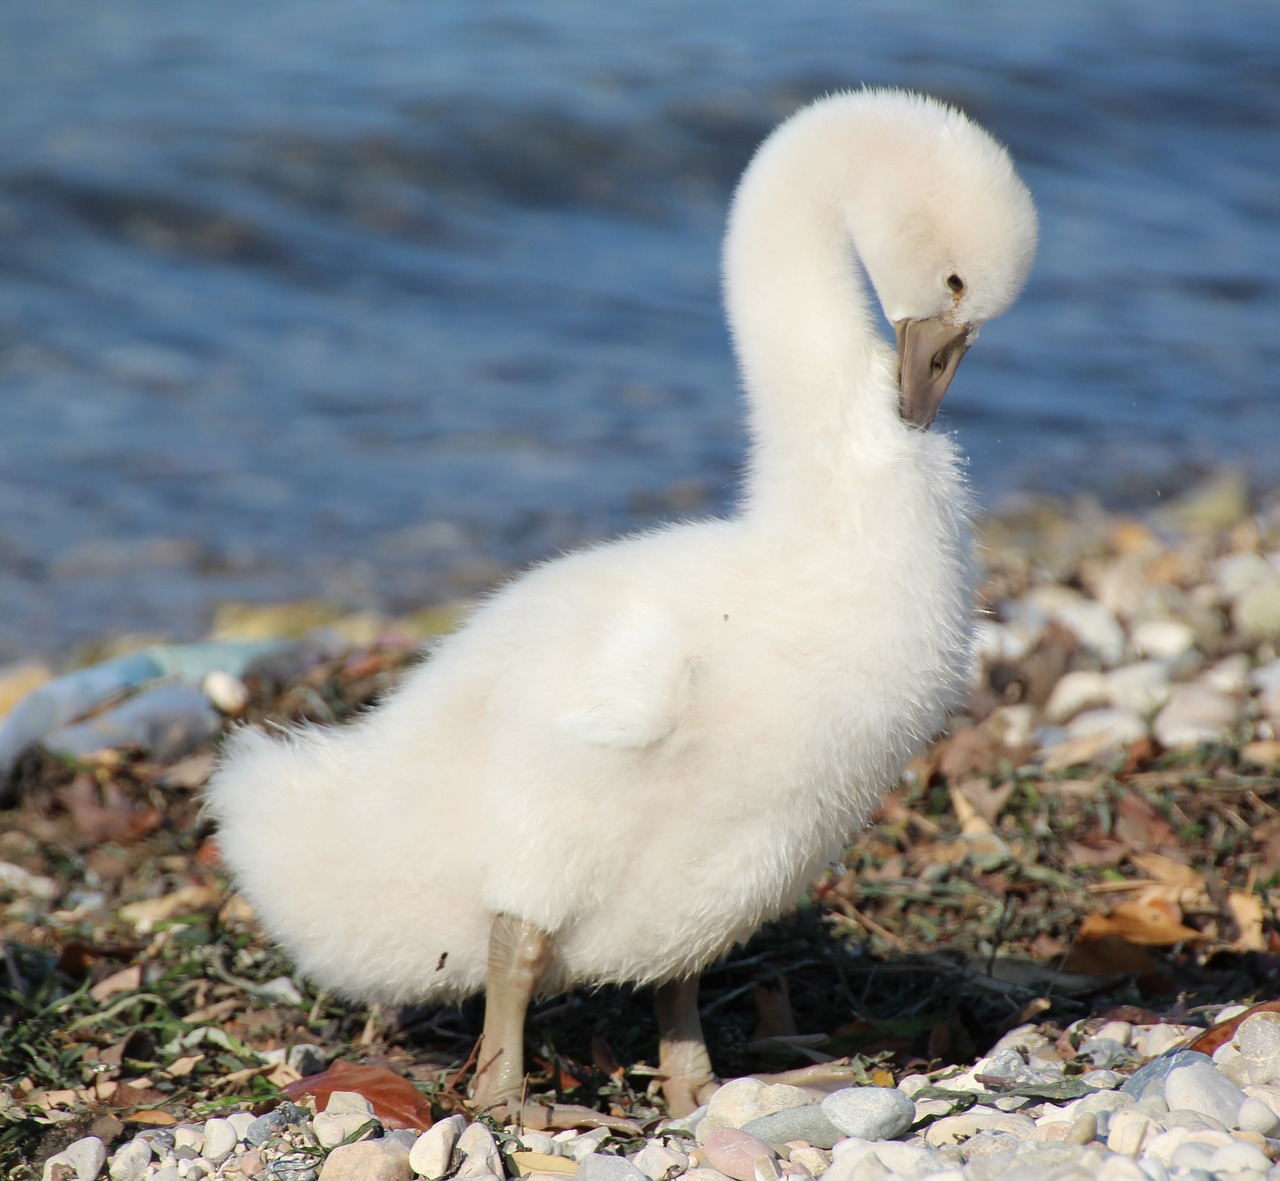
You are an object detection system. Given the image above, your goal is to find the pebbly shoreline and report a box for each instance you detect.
[5,471,1280,1181]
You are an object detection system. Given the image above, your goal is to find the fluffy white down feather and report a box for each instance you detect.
[205,88,1036,1007]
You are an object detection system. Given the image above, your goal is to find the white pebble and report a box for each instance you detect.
[409,1113,465,1179]
[1235,1011,1280,1086]
[1203,653,1251,694]
[1131,620,1195,661]
[1065,706,1148,745]
[456,1122,502,1177]
[1104,662,1173,713]
[108,1138,153,1181]
[632,1143,689,1181]
[324,1089,375,1115]
[1237,1095,1280,1136]
[43,1136,107,1181]
[226,1112,256,1140]
[1153,684,1239,747]
[200,1119,237,1166]
[1044,670,1110,722]
[1207,1140,1271,1173]
[314,1110,378,1149]
[923,1111,1036,1147]
[1107,1110,1157,1156]
[202,669,250,714]
[819,1086,915,1140]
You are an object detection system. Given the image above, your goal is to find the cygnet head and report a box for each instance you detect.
[842,91,1038,427]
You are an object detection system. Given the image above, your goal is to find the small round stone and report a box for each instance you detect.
[741,1106,843,1151]
[1164,1057,1247,1127]
[575,1154,648,1181]
[107,1137,153,1181]
[1235,1011,1280,1086]
[318,1138,411,1181]
[409,1114,466,1180]
[701,1127,777,1181]
[199,1119,237,1167]
[820,1086,915,1141]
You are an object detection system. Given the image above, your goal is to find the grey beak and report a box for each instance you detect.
[893,317,973,429]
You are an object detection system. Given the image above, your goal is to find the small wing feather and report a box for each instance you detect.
[556,600,694,749]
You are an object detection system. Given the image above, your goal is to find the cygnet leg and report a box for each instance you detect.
[655,975,720,1117]
[471,913,553,1108]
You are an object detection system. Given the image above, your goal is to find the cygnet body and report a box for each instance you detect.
[206,88,1037,1114]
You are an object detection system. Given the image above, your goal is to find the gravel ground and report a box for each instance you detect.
[4,471,1280,1180]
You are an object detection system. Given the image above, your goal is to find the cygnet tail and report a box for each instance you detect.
[204,724,352,956]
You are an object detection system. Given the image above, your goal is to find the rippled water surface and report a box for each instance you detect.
[1,1,1278,657]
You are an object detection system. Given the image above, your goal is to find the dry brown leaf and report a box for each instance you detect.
[1229,891,1266,952]
[511,1152,580,1177]
[119,884,218,929]
[936,725,1003,781]
[55,774,162,846]
[1038,732,1117,773]
[1128,852,1203,892]
[89,964,143,1002]
[1184,1001,1280,1056]
[282,1059,434,1131]
[124,1110,178,1126]
[1078,898,1202,947]
[1113,790,1177,849]
[1060,934,1156,978]
[1241,740,1280,768]
[163,1055,204,1078]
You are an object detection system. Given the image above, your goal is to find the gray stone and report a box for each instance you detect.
[267,1151,321,1181]
[246,1110,289,1146]
[820,1086,915,1140]
[577,1154,648,1181]
[741,1105,844,1150]
[107,1138,153,1181]
[319,1138,412,1181]
[1120,1050,1212,1099]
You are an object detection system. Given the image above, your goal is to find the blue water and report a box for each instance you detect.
[1,0,1277,659]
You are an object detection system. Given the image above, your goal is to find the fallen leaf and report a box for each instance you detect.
[1229,891,1266,952]
[1038,732,1118,773]
[124,1110,178,1126]
[1184,1001,1280,1056]
[163,1055,204,1078]
[1128,852,1202,892]
[55,774,162,845]
[282,1059,434,1131]
[1060,934,1156,978]
[1241,740,1280,768]
[1113,790,1177,849]
[89,964,143,1002]
[119,884,218,929]
[511,1151,580,1177]
[1078,899,1202,947]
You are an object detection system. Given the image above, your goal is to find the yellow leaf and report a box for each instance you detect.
[1078,899,1202,947]
[511,1152,580,1177]
[1128,852,1204,892]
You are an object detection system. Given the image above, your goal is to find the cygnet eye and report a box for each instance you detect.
[945,273,965,295]
[930,353,946,377]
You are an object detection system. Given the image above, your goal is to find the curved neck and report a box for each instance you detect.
[723,110,908,524]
